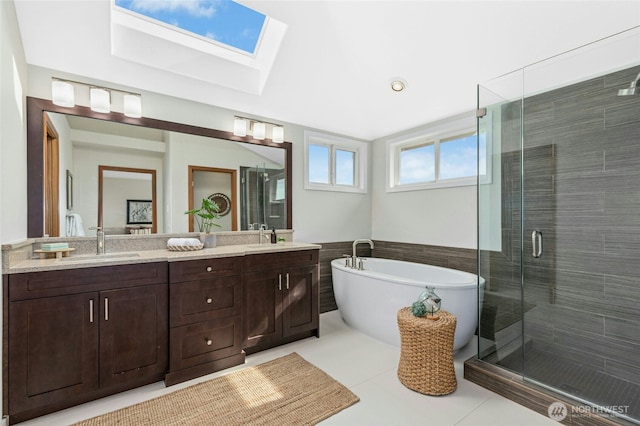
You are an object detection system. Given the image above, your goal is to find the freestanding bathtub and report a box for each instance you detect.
[331,257,484,350]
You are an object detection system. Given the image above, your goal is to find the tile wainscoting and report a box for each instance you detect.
[316,241,477,313]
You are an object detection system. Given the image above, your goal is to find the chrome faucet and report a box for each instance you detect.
[259,225,270,245]
[352,239,374,269]
[89,226,105,254]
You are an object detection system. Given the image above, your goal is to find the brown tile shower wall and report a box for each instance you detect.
[317,241,476,313]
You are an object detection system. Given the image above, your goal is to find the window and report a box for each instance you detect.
[399,143,435,184]
[387,113,487,192]
[114,0,266,54]
[439,132,478,180]
[110,0,286,95]
[305,131,367,193]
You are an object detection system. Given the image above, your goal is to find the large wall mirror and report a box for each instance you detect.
[27,97,292,238]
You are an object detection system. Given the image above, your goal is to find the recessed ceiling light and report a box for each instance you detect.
[390,79,407,92]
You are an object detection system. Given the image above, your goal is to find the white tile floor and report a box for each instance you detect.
[20,311,558,426]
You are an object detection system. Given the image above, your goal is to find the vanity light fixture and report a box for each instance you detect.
[233,116,247,137]
[51,79,75,107]
[253,122,266,140]
[272,126,284,143]
[233,115,284,142]
[90,87,111,113]
[50,78,143,117]
[123,93,142,118]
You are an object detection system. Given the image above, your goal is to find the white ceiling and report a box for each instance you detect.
[13,1,640,140]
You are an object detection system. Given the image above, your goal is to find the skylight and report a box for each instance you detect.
[114,0,266,54]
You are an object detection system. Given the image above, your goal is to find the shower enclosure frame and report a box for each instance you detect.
[466,26,640,426]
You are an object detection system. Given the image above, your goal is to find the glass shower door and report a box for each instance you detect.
[478,28,640,423]
[477,77,525,371]
[519,55,640,422]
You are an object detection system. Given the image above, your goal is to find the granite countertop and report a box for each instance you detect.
[6,242,321,274]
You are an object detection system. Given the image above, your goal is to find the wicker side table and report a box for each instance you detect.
[396,307,457,395]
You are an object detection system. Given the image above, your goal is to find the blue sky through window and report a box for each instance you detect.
[335,149,355,186]
[308,144,330,184]
[399,144,435,184]
[115,0,266,54]
[440,134,478,180]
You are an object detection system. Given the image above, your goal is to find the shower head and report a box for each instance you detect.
[618,72,640,96]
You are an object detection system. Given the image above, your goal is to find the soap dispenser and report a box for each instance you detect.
[270,227,277,244]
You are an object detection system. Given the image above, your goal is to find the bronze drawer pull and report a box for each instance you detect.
[205,339,212,346]
[206,298,213,304]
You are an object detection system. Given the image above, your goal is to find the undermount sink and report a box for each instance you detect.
[60,252,141,262]
[244,244,279,249]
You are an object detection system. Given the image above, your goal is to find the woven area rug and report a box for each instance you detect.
[74,353,359,425]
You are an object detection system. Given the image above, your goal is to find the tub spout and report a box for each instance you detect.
[352,239,374,268]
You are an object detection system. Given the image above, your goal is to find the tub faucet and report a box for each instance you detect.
[352,239,374,268]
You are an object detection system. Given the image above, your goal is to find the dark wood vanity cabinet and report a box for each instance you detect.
[4,247,320,422]
[165,256,245,386]
[7,263,168,423]
[243,249,319,353]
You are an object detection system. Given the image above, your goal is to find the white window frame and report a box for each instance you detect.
[386,112,488,192]
[304,130,367,193]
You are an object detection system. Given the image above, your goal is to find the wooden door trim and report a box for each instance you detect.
[188,166,238,232]
[98,166,157,234]
[43,113,60,237]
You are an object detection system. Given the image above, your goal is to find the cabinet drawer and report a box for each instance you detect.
[169,257,242,283]
[170,276,241,327]
[170,316,242,371]
[9,262,168,301]
[243,249,319,272]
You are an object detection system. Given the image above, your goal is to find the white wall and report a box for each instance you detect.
[290,125,373,243]
[1,1,27,245]
[371,119,477,250]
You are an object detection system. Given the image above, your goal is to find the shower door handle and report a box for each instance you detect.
[532,230,543,258]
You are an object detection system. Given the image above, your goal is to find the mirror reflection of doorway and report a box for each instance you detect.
[188,166,237,232]
[98,166,157,234]
[43,113,60,237]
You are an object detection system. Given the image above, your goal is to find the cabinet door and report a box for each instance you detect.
[9,293,99,414]
[242,269,282,349]
[99,284,168,389]
[282,264,319,338]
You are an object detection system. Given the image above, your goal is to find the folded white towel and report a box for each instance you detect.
[66,213,85,237]
[167,238,202,247]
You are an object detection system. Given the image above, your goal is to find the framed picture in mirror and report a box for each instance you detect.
[127,199,153,224]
